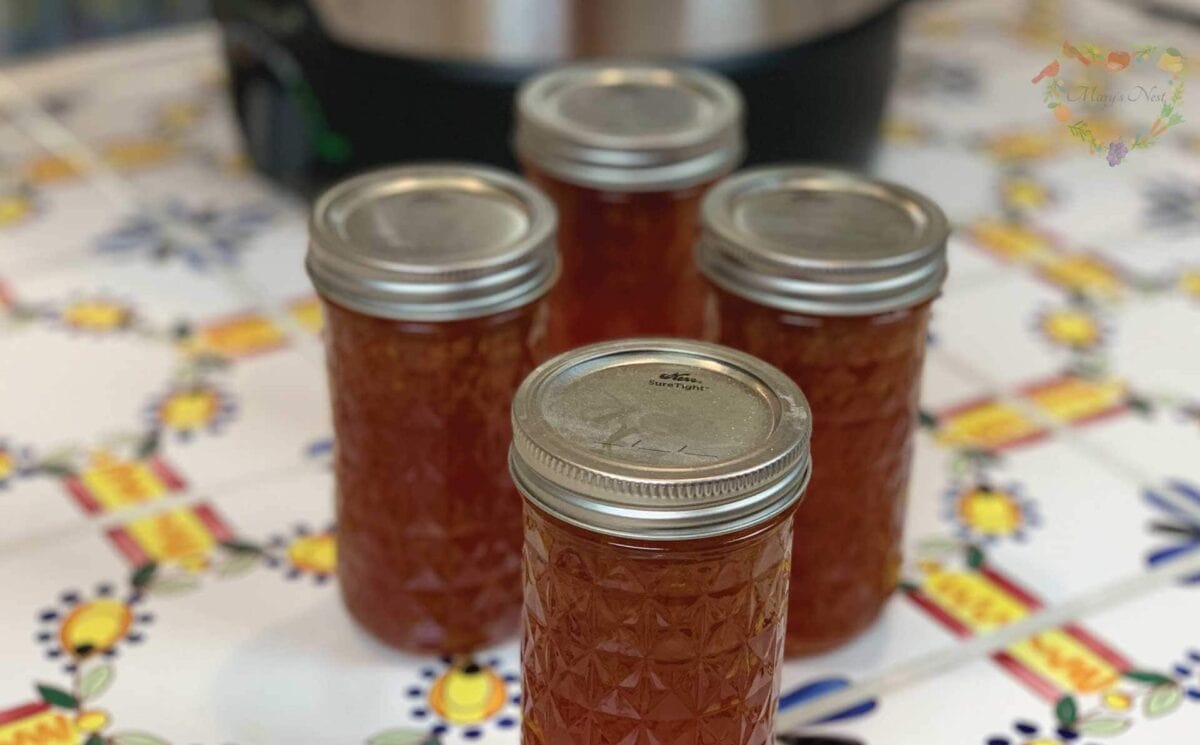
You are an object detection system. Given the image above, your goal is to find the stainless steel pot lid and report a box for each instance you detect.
[308,0,898,63]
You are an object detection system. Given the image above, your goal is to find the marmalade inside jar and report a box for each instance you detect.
[325,298,545,654]
[709,287,931,656]
[521,504,793,745]
[525,166,710,351]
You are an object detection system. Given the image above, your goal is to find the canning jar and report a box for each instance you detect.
[510,338,811,745]
[696,166,949,656]
[307,163,558,654]
[514,63,743,351]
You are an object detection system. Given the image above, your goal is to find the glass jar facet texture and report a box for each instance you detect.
[708,286,932,656]
[526,166,710,351]
[521,504,794,745]
[325,298,546,654]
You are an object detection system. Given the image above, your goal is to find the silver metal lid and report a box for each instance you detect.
[307,163,558,321]
[509,338,811,541]
[514,63,744,192]
[696,166,950,316]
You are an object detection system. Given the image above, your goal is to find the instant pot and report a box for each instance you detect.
[213,0,902,195]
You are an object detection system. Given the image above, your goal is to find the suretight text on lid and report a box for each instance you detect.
[509,338,811,541]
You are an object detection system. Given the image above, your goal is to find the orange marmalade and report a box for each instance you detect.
[515,63,743,351]
[307,164,557,654]
[509,339,811,744]
[696,166,948,656]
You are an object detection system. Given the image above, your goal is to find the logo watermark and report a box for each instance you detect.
[1032,42,1186,165]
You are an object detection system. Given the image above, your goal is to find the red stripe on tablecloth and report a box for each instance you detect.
[980,565,1044,609]
[1063,402,1129,428]
[147,456,185,491]
[63,477,101,516]
[193,503,234,541]
[905,569,1135,702]
[993,650,1063,702]
[1062,622,1133,672]
[907,588,1063,702]
[106,526,148,566]
[0,700,49,725]
[903,588,973,638]
[935,395,1003,420]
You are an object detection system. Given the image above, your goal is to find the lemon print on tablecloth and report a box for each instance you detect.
[881,118,934,145]
[1039,308,1102,349]
[981,128,1067,162]
[1002,176,1053,212]
[61,299,135,333]
[967,219,1059,262]
[1101,689,1134,711]
[1180,269,1200,299]
[59,600,132,658]
[26,153,81,184]
[288,532,336,577]
[36,586,151,673]
[387,656,522,741]
[146,385,236,439]
[75,708,110,732]
[947,484,1039,543]
[263,524,337,583]
[0,191,35,227]
[161,389,219,429]
[0,447,14,485]
[24,136,178,183]
[157,101,206,135]
[103,138,179,170]
[429,662,508,725]
[288,295,325,334]
[1040,254,1124,299]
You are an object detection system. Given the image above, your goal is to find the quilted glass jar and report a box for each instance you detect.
[509,339,811,744]
[514,63,743,351]
[307,163,558,654]
[696,166,949,656]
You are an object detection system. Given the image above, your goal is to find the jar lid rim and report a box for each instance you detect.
[509,338,812,541]
[697,165,949,315]
[515,63,745,192]
[307,163,558,321]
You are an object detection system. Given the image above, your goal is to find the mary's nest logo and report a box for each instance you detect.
[1032,42,1186,165]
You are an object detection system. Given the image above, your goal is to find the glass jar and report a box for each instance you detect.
[696,166,949,656]
[307,163,558,654]
[509,339,812,745]
[514,63,744,351]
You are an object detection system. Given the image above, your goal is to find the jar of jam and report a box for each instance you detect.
[696,166,949,656]
[306,163,558,654]
[509,338,812,745]
[514,63,744,350]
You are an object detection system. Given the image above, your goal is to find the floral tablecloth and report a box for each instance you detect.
[1,1,1199,743]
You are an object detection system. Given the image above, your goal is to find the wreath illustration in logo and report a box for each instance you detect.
[1033,42,1186,165]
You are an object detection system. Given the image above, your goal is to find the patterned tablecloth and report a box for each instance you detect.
[1,1,1199,743]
